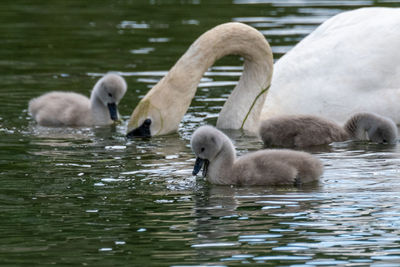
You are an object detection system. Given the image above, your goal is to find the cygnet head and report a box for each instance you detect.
[92,73,127,121]
[345,113,398,144]
[190,125,227,176]
[367,122,398,144]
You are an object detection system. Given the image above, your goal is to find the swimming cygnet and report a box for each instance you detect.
[259,112,398,148]
[191,125,323,186]
[29,73,127,126]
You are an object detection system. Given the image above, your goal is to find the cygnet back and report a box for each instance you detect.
[259,115,348,148]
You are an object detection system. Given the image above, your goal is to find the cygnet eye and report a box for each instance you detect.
[201,147,205,152]
[108,93,113,97]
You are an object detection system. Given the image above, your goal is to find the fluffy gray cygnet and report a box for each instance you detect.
[259,112,398,148]
[191,125,323,186]
[29,73,127,126]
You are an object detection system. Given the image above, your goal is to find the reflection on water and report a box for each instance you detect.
[1,0,400,265]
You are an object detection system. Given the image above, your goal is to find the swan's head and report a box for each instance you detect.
[93,73,127,121]
[190,125,225,176]
[367,120,398,144]
[126,99,163,138]
[126,91,184,138]
[348,113,398,144]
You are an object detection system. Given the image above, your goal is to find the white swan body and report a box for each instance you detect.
[191,125,323,186]
[29,73,127,126]
[127,7,400,137]
[259,112,398,148]
[262,7,400,123]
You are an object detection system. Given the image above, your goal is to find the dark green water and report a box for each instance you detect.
[1,0,400,266]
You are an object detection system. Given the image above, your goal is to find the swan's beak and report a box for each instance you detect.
[126,119,152,138]
[192,157,209,177]
[107,103,118,121]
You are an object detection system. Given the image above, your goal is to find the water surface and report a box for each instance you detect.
[1,0,400,266]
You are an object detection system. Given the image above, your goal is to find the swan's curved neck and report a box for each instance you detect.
[344,113,371,139]
[90,91,109,125]
[208,139,236,185]
[128,22,273,135]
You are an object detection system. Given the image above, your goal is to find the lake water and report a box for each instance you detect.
[1,0,400,266]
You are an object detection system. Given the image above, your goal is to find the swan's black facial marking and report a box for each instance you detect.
[126,118,152,138]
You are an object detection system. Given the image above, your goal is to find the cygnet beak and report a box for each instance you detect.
[107,103,118,121]
[192,157,209,177]
[126,119,152,138]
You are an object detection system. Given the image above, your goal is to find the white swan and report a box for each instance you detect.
[259,112,398,148]
[127,7,400,137]
[191,125,323,186]
[29,73,127,127]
